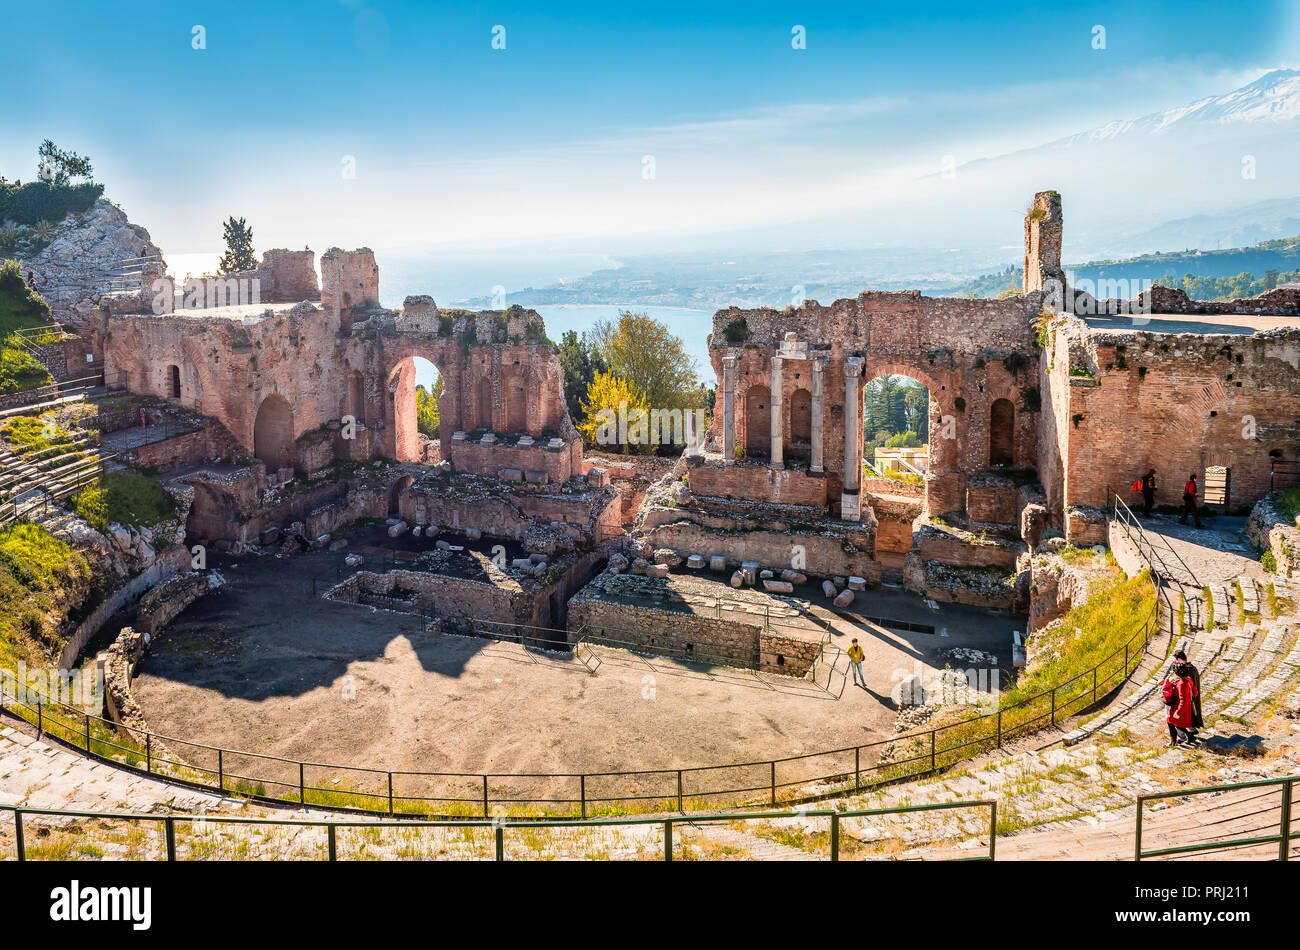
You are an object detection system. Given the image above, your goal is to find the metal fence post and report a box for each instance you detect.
[328,824,337,862]
[770,762,777,806]
[84,712,91,752]
[996,710,1003,749]
[1280,779,1293,863]
[664,820,673,861]
[217,749,222,791]
[146,733,152,774]
[36,701,41,738]
[495,826,505,861]
[14,809,24,862]
[854,747,861,791]
[1050,688,1056,726]
[388,773,394,815]
[580,775,586,819]
[988,802,997,861]
[677,770,684,812]
[482,775,489,818]
[299,763,305,804]
[165,816,176,861]
[1134,797,1144,862]
[831,813,840,862]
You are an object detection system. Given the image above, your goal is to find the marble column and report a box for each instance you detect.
[841,357,864,521]
[769,355,784,468]
[810,358,826,473]
[722,355,737,464]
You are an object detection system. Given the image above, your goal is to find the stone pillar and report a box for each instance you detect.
[722,355,738,464]
[810,358,826,473]
[841,357,864,521]
[769,356,784,468]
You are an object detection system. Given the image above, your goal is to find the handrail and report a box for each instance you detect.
[1135,775,1297,861]
[0,569,1159,818]
[1108,487,1199,588]
[0,799,996,862]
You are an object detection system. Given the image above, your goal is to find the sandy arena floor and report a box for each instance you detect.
[130,539,1018,802]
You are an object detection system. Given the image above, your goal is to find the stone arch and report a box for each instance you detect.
[390,475,415,515]
[253,393,295,472]
[789,387,812,455]
[745,384,771,459]
[990,398,1015,467]
[475,376,493,430]
[505,374,528,433]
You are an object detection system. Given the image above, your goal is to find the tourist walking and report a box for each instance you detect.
[847,638,867,688]
[1173,650,1203,731]
[1178,473,1202,527]
[1140,468,1157,518]
[1162,664,1199,746]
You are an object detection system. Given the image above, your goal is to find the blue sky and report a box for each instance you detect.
[2,0,1298,257]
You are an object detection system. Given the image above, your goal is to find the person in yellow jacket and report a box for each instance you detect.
[847,638,867,687]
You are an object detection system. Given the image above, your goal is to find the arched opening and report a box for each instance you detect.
[863,373,930,580]
[744,384,771,459]
[387,356,441,463]
[989,398,1015,468]
[168,365,181,399]
[863,374,930,476]
[390,475,415,515]
[475,376,493,431]
[788,387,812,459]
[505,375,527,433]
[253,393,295,473]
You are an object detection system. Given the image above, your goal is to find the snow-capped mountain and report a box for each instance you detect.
[1053,68,1300,146]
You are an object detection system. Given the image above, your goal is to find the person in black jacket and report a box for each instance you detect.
[1140,469,1156,517]
[1173,650,1203,732]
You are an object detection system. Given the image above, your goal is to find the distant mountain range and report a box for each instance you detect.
[458,69,1300,310]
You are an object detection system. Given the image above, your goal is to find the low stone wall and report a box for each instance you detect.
[326,568,534,628]
[688,462,827,509]
[135,571,223,634]
[1245,490,1299,578]
[565,570,823,677]
[965,474,1019,525]
[447,437,581,483]
[648,519,880,581]
[917,524,1020,570]
[57,545,191,670]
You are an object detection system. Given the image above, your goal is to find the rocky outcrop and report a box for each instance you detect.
[28,199,163,332]
[1246,490,1299,577]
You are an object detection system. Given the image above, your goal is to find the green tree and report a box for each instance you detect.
[218,216,257,274]
[589,311,697,410]
[557,329,607,421]
[416,375,443,438]
[36,140,93,185]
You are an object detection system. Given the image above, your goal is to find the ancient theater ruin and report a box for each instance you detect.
[41,190,1289,690]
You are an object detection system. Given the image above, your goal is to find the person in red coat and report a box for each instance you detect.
[1163,663,1199,746]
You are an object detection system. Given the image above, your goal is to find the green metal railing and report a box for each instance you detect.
[1135,775,1298,861]
[0,799,996,862]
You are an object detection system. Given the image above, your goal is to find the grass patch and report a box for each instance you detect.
[1,413,71,454]
[888,569,1157,776]
[72,471,176,532]
[0,522,93,667]
[1277,486,1300,525]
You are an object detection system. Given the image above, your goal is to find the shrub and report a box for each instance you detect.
[722,318,749,343]
[0,180,103,227]
[0,340,52,394]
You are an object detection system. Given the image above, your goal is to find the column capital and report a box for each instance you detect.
[843,356,865,378]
